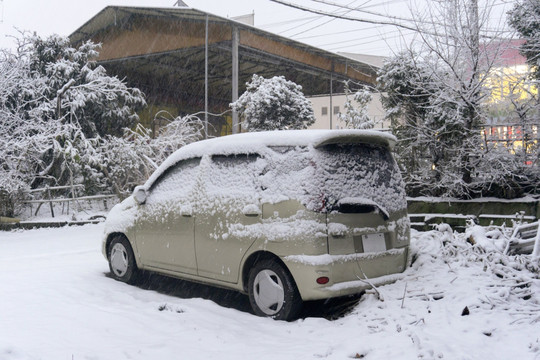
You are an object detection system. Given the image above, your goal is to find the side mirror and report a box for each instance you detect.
[133,186,147,205]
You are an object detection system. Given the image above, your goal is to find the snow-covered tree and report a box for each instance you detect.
[0,33,209,216]
[377,0,516,198]
[26,34,146,137]
[231,74,315,131]
[508,0,540,80]
[338,81,374,129]
[378,51,481,197]
[0,33,145,192]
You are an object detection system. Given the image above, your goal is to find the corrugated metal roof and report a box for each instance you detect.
[70,6,377,76]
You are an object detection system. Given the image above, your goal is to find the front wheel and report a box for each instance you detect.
[248,259,302,321]
[108,235,139,284]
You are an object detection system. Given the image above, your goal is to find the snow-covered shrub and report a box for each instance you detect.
[378,51,482,198]
[338,81,374,130]
[91,114,204,198]
[231,74,315,131]
[150,112,205,163]
[375,0,540,200]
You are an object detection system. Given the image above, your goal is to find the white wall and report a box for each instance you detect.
[307,92,389,130]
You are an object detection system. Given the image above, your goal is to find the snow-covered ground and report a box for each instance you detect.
[0,224,539,360]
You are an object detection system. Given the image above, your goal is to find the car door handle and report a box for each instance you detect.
[181,207,193,217]
[242,204,261,217]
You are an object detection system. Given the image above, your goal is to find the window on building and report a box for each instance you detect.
[321,106,328,116]
[333,106,340,115]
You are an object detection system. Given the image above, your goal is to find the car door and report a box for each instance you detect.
[195,154,263,283]
[134,157,201,275]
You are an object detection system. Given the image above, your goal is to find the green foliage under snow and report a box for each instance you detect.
[231,74,315,131]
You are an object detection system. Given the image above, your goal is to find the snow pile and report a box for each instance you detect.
[411,228,540,311]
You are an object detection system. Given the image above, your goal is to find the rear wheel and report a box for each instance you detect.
[108,235,139,284]
[248,259,302,321]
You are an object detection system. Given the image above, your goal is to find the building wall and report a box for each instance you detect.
[307,92,389,130]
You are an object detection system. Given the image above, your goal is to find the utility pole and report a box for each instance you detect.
[231,26,239,134]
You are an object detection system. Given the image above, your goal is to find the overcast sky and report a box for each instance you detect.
[0,0,516,56]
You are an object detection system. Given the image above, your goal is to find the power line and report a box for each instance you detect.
[279,0,360,35]
[308,0,417,23]
[269,0,421,32]
[315,27,411,47]
[286,0,365,37]
[328,35,403,51]
[296,24,386,40]
[258,15,322,29]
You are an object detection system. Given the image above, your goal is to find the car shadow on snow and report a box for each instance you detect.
[105,271,362,321]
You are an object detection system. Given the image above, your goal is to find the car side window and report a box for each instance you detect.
[147,157,201,205]
[202,154,262,207]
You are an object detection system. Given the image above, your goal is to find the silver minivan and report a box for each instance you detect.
[103,129,410,320]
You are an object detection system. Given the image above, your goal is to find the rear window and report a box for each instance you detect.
[260,143,407,215]
[312,143,407,214]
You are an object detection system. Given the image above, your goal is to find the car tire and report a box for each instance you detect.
[108,235,139,285]
[248,259,302,321]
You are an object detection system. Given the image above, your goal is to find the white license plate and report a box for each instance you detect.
[362,233,386,253]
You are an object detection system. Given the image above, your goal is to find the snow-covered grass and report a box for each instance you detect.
[0,224,539,359]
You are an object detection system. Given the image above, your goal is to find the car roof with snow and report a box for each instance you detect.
[144,129,396,189]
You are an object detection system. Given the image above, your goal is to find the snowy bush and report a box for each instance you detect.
[231,74,315,131]
[82,114,204,198]
[338,81,374,130]
[27,34,146,138]
[150,111,205,163]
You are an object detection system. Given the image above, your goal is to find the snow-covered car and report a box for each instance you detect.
[102,129,410,320]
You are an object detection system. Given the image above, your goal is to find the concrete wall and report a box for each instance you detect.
[307,93,389,130]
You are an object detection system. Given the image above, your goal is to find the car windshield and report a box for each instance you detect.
[261,143,407,215]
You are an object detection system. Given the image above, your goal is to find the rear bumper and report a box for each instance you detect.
[283,246,408,301]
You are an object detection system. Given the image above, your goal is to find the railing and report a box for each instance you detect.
[505,221,540,257]
[23,185,116,218]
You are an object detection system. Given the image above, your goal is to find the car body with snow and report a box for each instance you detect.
[102,129,410,320]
